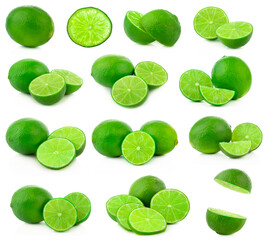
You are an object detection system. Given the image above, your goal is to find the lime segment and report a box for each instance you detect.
[219,141,251,158]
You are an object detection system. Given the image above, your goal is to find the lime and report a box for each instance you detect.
[189,116,232,154]
[11,185,52,223]
[216,22,253,48]
[199,86,235,106]
[129,208,167,235]
[193,7,229,40]
[124,11,155,45]
[179,69,212,101]
[151,189,190,224]
[206,208,246,235]
[6,118,49,155]
[140,120,178,155]
[6,6,54,47]
[214,169,252,194]
[48,126,86,156]
[141,9,181,46]
[51,69,83,95]
[37,138,76,169]
[43,198,77,232]
[219,141,251,158]
[129,176,166,207]
[67,7,112,48]
[91,55,134,87]
[65,192,91,225]
[92,120,132,157]
[232,123,263,151]
[211,56,252,99]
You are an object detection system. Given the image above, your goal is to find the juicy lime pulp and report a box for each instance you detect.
[219,141,251,158]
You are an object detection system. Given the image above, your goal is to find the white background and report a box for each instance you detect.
[0,0,264,239]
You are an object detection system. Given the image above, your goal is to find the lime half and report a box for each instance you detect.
[219,141,251,158]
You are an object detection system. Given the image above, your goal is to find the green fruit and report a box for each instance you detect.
[219,141,251,158]
[6,118,49,155]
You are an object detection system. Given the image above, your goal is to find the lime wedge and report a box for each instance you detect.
[219,141,251,158]
[193,7,229,40]
[122,131,155,165]
[111,76,148,107]
[67,7,112,47]
[37,138,76,169]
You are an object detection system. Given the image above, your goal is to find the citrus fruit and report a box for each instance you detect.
[189,116,232,154]
[6,6,54,47]
[129,176,166,207]
[92,120,132,157]
[91,55,134,87]
[211,56,252,99]
[67,7,112,47]
[11,185,52,223]
[6,118,49,155]
[219,141,251,158]
[140,120,178,155]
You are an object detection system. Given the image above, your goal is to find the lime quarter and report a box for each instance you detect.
[219,141,251,158]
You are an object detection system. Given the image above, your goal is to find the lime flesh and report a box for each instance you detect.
[219,141,251,158]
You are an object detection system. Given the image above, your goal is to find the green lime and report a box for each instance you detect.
[232,123,263,151]
[219,141,251,158]
[124,11,155,45]
[206,208,246,235]
[122,131,155,165]
[216,22,253,48]
[129,208,167,235]
[214,169,252,194]
[140,121,178,155]
[179,69,212,101]
[51,69,83,95]
[151,189,190,224]
[6,118,49,155]
[43,198,77,232]
[141,9,181,46]
[6,6,54,47]
[11,185,52,223]
[189,116,232,154]
[67,7,112,48]
[48,126,86,156]
[65,192,91,225]
[193,7,229,40]
[91,55,134,87]
[129,176,166,207]
[37,138,76,169]
[199,86,235,106]
[211,56,252,99]
[92,120,132,157]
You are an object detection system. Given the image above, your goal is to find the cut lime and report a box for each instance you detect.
[193,7,229,40]
[37,138,76,169]
[111,76,148,107]
[29,73,66,105]
[179,69,212,101]
[219,141,251,158]
[122,131,155,165]
[67,7,112,47]
[43,198,77,232]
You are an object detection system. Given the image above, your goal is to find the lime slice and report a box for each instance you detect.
[219,141,251,158]
[51,69,83,95]
[48,126,86,156]
[37,138,76,169]
[199,86,235,106]
[106,194,143,221]
[206,208,246,235]
[129,208,167,235]
[111,76,148,107]
[29,73,66,105]
[43,198,77,232]
[193,7,229,40]
[232,123,263,151]
[65,192,91,224]
[216,22,253,48]
[214,169,252,194]
[67,7,112,47]
[134,61,168,88]
[179,69,212,101]
[150,189,190,224]
[122,131,155,165]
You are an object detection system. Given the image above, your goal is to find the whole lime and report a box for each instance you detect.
[6,118,49,155]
